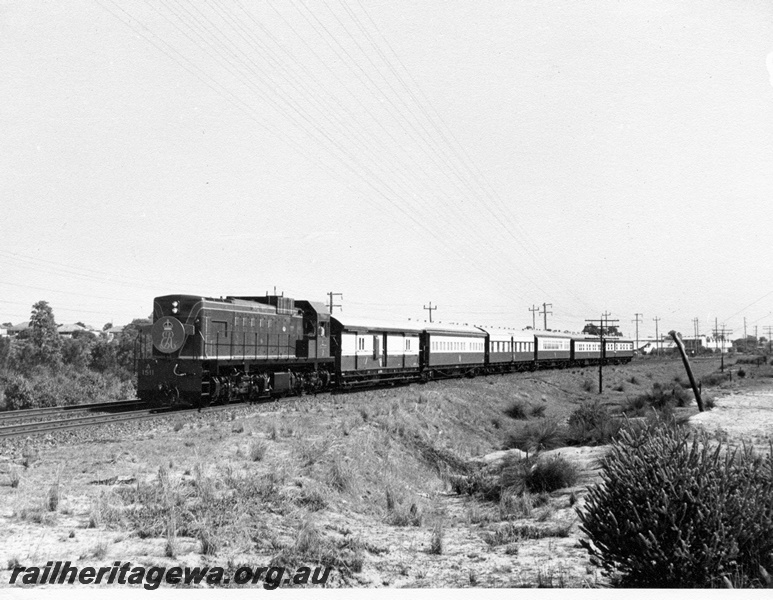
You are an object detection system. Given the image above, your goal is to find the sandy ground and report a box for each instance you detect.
[689,387,773,452]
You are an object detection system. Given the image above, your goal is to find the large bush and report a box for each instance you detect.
[0,371,136,410]
[3,374,36,410]
[577,419,773,587]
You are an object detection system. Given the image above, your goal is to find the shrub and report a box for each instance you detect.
[450,471,501,502]
[3,375,35,410]
[504,401,528,420]
[624,382,693,416]
[566,400,623,446]
[503,418,566,453]
[522,456,578,493]
[577,419,773,588]
[702,371,731,387]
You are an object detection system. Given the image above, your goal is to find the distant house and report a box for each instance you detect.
[638,338,677,355]
[57,323,88,338]
[7,321,30,337]
[104,325,124,342]
[640,335,731,354]
[689,335,732,353]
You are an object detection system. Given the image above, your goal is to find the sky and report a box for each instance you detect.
[2,0,773,340]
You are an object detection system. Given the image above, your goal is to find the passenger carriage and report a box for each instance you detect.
[571,336,602,366]
[421,323,486,378]
[534,332,572,368]
[330,316,423,387]
[482,328,535,372]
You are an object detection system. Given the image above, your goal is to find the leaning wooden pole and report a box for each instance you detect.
[669,330,704,412]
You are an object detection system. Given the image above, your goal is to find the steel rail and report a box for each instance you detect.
[0,410,163,439]
[0,400,146,423]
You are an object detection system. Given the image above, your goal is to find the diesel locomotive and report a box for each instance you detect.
[136,292,633,407]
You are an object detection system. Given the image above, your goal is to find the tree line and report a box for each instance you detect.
[0,301,150,410]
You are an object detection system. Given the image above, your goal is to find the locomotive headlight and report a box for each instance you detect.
[172,300,179,314]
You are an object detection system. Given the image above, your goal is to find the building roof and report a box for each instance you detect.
[57,323,87,334]
[8,321,30,332]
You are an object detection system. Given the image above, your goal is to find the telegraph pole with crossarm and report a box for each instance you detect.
[540,303,553,330]
[423,302,437,323]
[586,314,619,394]
[528,305,540,330]
[327,292,343,314]
[632,313,642,354]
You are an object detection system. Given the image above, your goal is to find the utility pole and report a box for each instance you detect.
[528,305,540,330]
[764,326,773,353]
[423,301,437,323]
[327,292,342,314]
[670,331,704,412]
[632,313,642,353]
[744,317,748,351]
[540,303,553,330]
[653,316,661,356]
[586,314,619,394]
[692,317,700,354]
[713,320,733,372]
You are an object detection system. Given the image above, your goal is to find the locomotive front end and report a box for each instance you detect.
[137,296,204,407]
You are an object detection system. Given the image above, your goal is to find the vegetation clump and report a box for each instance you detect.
[503,418,565,453]
[577,418,773,588]
[565,400,622,446]
[504,400,529,420]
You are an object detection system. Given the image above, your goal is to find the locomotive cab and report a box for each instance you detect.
[294,300,331,360]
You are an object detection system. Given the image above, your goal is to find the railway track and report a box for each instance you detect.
[0,400,146,424]
[0,409,163,439]
[0,398,266,439]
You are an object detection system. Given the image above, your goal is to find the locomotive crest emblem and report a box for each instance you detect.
[152,316,186,353]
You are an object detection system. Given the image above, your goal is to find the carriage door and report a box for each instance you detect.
[382,334,387,367]
[373,335,381,367]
